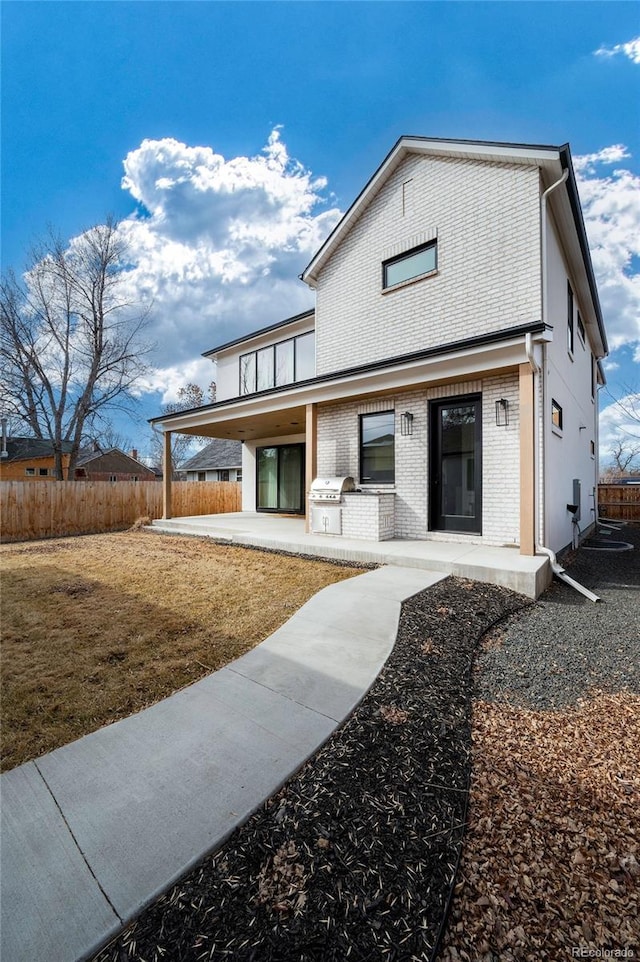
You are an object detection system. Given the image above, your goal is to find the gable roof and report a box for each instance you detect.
[180,439,242,471]
[2,437,74,463]
[301,136,607,356]
[75,448,154,474]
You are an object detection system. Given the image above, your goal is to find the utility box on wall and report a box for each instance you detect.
[573,479,581,522]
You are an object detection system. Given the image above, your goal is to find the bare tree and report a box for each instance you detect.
[148,381,217,475]
[604,438,640,478]
[604,384,640,441]
[0,218,152,478]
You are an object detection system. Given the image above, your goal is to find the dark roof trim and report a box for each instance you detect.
[558,143,608,355]
[151,320,549,425]
[203,309,315,358]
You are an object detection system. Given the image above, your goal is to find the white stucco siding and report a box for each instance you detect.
[543,215,599,552]
[317,375,521,546]
[314,154,541,377]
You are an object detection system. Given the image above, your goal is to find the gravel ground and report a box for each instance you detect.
[476,522,640,709]
[92,525,639,962]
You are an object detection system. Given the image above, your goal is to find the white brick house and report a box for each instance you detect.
[152,137,608,560]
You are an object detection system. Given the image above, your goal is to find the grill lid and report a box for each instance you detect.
[309,476,356,501]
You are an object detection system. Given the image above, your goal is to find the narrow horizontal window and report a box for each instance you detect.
[383,241,437,289]
[551,399,563,431]
[25,467,35,476]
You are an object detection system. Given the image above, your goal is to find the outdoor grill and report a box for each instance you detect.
[309,476,356,503]
[309,476,356,534]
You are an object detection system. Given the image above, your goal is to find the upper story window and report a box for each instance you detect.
[551,399,563,432]
[240,331,315,395]
[360,411,395,484]
[383,241,437,290]
[577,312,585,345]
[25,467,35,476]
[567,282,574,355]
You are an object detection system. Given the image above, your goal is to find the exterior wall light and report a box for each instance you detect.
[495,398,510,427]
[400,411,414,436]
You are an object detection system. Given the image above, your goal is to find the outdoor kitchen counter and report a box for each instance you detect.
[341,491,395,541]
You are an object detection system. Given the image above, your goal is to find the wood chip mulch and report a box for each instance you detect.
[439,692,640,962]
[94,578,527,962]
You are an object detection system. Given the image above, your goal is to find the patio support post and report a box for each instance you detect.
[162,431,173,520]
[305,403,317,533]
[519,362,535,556]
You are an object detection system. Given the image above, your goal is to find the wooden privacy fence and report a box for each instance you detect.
[0,481,242,543]
[597,483,640,523]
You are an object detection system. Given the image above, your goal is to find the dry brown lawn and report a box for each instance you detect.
[0,531,365,772]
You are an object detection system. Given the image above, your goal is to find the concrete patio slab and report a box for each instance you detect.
[0,763,120,962]
[1,564,442,962]
[149,512,550,598]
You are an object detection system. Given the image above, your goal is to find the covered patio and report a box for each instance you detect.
[149,512,550,599]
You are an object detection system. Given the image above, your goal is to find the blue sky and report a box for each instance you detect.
[2,1,639,461]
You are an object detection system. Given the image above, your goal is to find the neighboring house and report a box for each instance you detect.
[74,448,156,482]
[0,437,73,480]
[180,440,243,482]
[152,136,608,559]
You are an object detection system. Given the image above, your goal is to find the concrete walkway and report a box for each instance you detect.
[1,565,444,962]
[150,512,550,599]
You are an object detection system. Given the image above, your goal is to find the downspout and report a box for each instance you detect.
[536,168,600,602]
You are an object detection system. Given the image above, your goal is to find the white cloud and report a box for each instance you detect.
[599,393,640,460]
[594,37,640,64]
[133,357,217,406]
[575,146,640,352]
[116,129,341,377]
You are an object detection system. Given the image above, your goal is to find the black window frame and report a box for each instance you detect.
[359,410,395,485]
[567,282,574,355]
[551,399,563,432]
[591,354,596,400]
[382,240,437,291]
[577,312,585,345]
[239,331,315,396]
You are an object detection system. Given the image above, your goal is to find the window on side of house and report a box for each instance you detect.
[39,467,49,476]
[567,282,574,355]
[360,411,395,484]
[591,354,596,400]
[294,331,315,381]
[551,399,563,432]
[577,312,585,345]
[590,440,596,458]
[219,469,229,481]
[25,467,35,476]
[236,469,243,482]
[383,241,437,290]
[197,471,206,481]
[256,346,275,392]
[109,474,118,482]
[240,352,257,395]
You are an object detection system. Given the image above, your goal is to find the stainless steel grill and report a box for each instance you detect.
[308,476,356,503]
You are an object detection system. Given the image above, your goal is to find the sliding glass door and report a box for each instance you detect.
[256,444,305,514]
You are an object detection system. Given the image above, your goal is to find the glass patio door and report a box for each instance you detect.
[429,396,482,533]
[256,444,305,514]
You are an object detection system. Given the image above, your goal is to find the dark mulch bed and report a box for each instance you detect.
[94,577,528,962]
